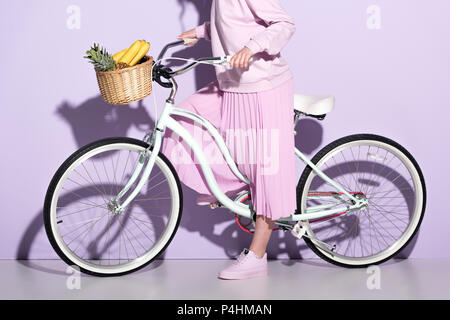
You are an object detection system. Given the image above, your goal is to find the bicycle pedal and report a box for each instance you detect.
[302,232,338,252]
[291,221,308,239]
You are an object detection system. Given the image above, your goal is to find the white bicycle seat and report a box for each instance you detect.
[294,94,335,116]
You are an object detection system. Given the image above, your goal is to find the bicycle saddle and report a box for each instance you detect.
[294,94,335,116]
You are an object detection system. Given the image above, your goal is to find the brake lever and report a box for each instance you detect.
[152,63,174,88]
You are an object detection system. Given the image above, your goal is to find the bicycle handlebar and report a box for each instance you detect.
[153,39,230,88]
[156,39,185,61]
[152,39,252,89]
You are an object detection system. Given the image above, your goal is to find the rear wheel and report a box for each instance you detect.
[44,137,183,276]
[296,134,426,268]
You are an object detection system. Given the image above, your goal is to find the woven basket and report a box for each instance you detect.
[95,55,153,105]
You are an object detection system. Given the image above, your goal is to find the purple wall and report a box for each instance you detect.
[1,0,448,259]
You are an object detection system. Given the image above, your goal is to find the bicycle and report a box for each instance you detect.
[44,40,426,276]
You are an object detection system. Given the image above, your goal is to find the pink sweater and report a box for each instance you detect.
[195,0,296,93]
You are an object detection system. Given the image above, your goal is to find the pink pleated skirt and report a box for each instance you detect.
[161,77,297,220]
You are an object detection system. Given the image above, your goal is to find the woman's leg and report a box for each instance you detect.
[218,78,295,279]
[217,214,273,279]
[249,215,275,258]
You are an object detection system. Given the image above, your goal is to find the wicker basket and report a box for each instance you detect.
[95,55,153,105]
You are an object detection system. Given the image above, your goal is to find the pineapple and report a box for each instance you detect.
[84,43,116,71]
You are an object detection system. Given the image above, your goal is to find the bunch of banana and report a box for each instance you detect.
[113,40,150,69]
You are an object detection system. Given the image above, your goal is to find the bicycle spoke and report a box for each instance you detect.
[61,186,104,208]
[128,216,155,244]
[70,213,107,253]
[61,214,106,239]
[365,148,389,196]
[119,150,132,184]
[91,160,109,199]
[340,148,360,192]
[80,163,109,205]
[117,215,141,258]
[57,203,108,219]
[101,157,114,197]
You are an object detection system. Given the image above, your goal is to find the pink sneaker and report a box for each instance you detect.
[218,248,268,280]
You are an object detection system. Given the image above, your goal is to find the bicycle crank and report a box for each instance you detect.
[291,221,337,252]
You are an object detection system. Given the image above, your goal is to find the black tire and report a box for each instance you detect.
[296,134,426,268]
[43,137,183,277]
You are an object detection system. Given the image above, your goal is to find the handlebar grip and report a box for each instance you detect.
[224,55,254,63]
[183,38,198,45]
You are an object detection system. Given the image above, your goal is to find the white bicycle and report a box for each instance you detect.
[44,40,426,276]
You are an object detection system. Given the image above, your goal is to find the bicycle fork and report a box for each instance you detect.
[107,127,164,215]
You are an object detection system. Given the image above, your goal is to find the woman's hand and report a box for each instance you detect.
[229,46,254,69]
[177,29,199,46]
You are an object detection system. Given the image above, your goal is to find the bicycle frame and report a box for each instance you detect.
[113,103,366,223]
[112,55,367,224]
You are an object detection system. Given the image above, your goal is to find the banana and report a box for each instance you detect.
[129,41,150,67]
[112,48,127,63]
[119,40,143,65]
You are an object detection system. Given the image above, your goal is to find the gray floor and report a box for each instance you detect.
[1,259,449,299]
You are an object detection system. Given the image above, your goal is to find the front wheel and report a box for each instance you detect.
[44,137,183,276]
[297,134,426,268]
